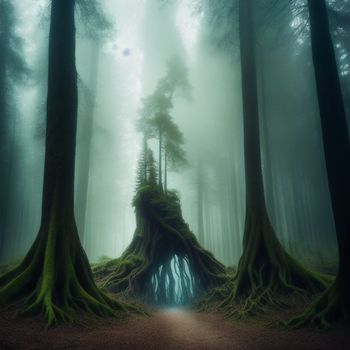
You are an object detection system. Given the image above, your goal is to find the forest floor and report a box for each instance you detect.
[0,301,350,350]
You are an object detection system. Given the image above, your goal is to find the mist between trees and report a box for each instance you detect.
[0,0,348,318]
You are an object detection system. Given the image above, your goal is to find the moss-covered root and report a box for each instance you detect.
[95,185,228,303]
[0,222,129,327]
[220,212,330,319]
[287,280,349,331]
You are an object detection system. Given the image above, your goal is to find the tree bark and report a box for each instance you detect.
[94,186,226,305]
[222,0,328,317]
[164,151,167,192]
[158,128,162,189]
[289,0,350,329]
[0,0,126,325]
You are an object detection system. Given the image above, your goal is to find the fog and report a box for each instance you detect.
[1,0,345,275]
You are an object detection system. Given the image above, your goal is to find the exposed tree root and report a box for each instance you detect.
[0,212,130,327]
[94,186,227,305]
[287,279,349,331]
[219,212,331,319]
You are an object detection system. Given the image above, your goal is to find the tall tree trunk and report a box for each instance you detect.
[75,40,100,245]
[0,113,17,261]
[158,127,162,188]
[0,7,9,260]
[164,151,167,193]
[257,46,276,225]
[289,0,350,329]
[197,160,204,244]
[0,0,126,325]
[222,0,328,317]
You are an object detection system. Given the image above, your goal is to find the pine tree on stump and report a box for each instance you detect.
[147,149,158,186]
[163,116,187,193]
[0,0,127,326]
[288,0,350,330]
[135,142,148,191]
[221,0,329,318]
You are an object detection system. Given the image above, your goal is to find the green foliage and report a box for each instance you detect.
[157,55,192,100]
[136,55,191,189]
[147,149,158,185]
[0,0,30,85]
[76,0,114,40]
[135,145,148,190]
[287,280,349,330]
[96,185,227,304]
[164,119,188,172]
[135,146,158,190]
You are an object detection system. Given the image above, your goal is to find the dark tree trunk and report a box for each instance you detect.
[222,0,328,317]
[164,151,167,192]
[0,45,7,259]
[257,47,276,225]
[289,0,350,329]
[0,112,17,261]
[0,0,126,326]
[159,128,162,188]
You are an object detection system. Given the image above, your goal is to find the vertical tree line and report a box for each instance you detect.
[290,0,350,329]
[0,0,28,260]
[0,0,126,326]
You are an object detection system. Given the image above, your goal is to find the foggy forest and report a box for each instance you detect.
[0,0,349,349]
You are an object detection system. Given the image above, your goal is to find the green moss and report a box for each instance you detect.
[287,279,349,330]
[0,196,131,327]
[94,185,227,304]
[217,213,331,319]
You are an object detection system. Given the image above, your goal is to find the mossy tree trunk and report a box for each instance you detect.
[94,186,226,305]
[0,0,126,326]
[289,0,350,329]
[0,12,7,256]
[222,0,329,317]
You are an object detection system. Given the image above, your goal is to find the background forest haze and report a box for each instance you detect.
[1,0,348,275]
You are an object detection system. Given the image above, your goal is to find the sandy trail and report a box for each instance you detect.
[0,307,349,350]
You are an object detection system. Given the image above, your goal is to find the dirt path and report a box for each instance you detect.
[0,307,350,349]
[152,308,238,349]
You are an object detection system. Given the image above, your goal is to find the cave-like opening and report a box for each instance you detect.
[149,254,200,306]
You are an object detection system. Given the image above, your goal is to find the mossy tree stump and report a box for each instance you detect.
[94,186,227,305]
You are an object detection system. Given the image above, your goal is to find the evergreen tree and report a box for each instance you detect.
[0,0,125,326]
[147,149,158,186]
[163,117,187,192]
[220,0,328,317]
[137,56,190,190]
[289,0,350,329]
[157,55,191,100]
[135,145,148,191]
